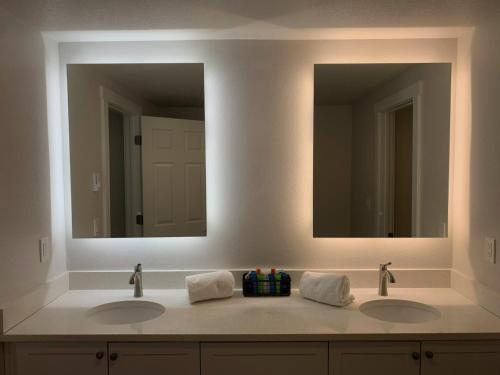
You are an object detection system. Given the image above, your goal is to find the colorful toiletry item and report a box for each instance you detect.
[242,268,291,296]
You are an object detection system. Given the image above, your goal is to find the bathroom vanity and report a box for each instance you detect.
[2,32,497,375]
[3,288,500,375]
[6,335,500,375]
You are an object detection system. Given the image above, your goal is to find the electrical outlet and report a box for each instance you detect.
[39,237,50,263]
[485,237,496,264]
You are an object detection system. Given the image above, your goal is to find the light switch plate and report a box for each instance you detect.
[485,237,496,264]
[39,237,50,263]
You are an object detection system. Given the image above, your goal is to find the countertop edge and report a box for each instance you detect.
[3,332,500,343]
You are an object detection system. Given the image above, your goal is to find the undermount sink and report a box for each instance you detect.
[86,300,166,325]
[359,299,440,324]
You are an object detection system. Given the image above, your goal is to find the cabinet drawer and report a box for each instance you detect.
[421,341,500,375]
[108,342,199,375]
[331,341,421,375]
[202,342,328,375]
[8,342,108,375]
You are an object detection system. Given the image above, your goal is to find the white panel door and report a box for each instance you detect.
[141,116,206,237]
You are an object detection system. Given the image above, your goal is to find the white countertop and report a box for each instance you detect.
[3,288,500,342]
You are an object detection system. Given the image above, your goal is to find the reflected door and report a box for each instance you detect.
[108,108,127,237]
[141,116,206,237]
[393,104,413,237]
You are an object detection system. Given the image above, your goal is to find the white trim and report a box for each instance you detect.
[0,273,69,333]
[374,81,423,237]
[99,87,142,237]
[41,27,474,43]
[127,115,143,237]
[121,114,143,237]
[68,268,451,290]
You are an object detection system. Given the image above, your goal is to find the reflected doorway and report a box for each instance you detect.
[393,104,413,237]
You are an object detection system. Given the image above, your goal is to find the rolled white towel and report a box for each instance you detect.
[185,271,235,303]
[299,271,354,307]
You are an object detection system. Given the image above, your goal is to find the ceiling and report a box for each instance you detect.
[0,0,495,32]
[314,63,413,105]
[83,63,204,107]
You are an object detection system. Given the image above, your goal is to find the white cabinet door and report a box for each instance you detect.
[108,342,199,375]
[141,116,206,237]
[9,342,107,375]
[331,342,420,375]
[421,341,500,375]
[202,342,328,375]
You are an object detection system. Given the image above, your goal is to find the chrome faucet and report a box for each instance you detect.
[378,262,396,296]
[129,263,143,297]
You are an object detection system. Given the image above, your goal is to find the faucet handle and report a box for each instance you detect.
[129,264,142,284]
[380,262,392,270]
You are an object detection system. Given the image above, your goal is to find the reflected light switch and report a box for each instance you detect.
[485,237,496,264]
[91,172,101,192]
[93,217,101,237]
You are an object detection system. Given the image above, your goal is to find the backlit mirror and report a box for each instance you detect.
[67,64,206,238]
[314,63,451,237]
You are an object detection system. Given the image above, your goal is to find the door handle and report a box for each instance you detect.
[110,352,119,361]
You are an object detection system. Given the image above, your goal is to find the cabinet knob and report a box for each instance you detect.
[110,353,119,361]
[425,351,434,359]
[411,352,420,360]
[95,351,104,360]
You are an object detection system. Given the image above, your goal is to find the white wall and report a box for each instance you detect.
[314,105,352,237]
[0,9,66,309]
[1,0,500,320]
[59,39,455,271]
[157,106,204,121]
[452,10,500,312]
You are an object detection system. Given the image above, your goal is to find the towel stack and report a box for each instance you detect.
[185,271,235,304]
[299,271,354,307]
